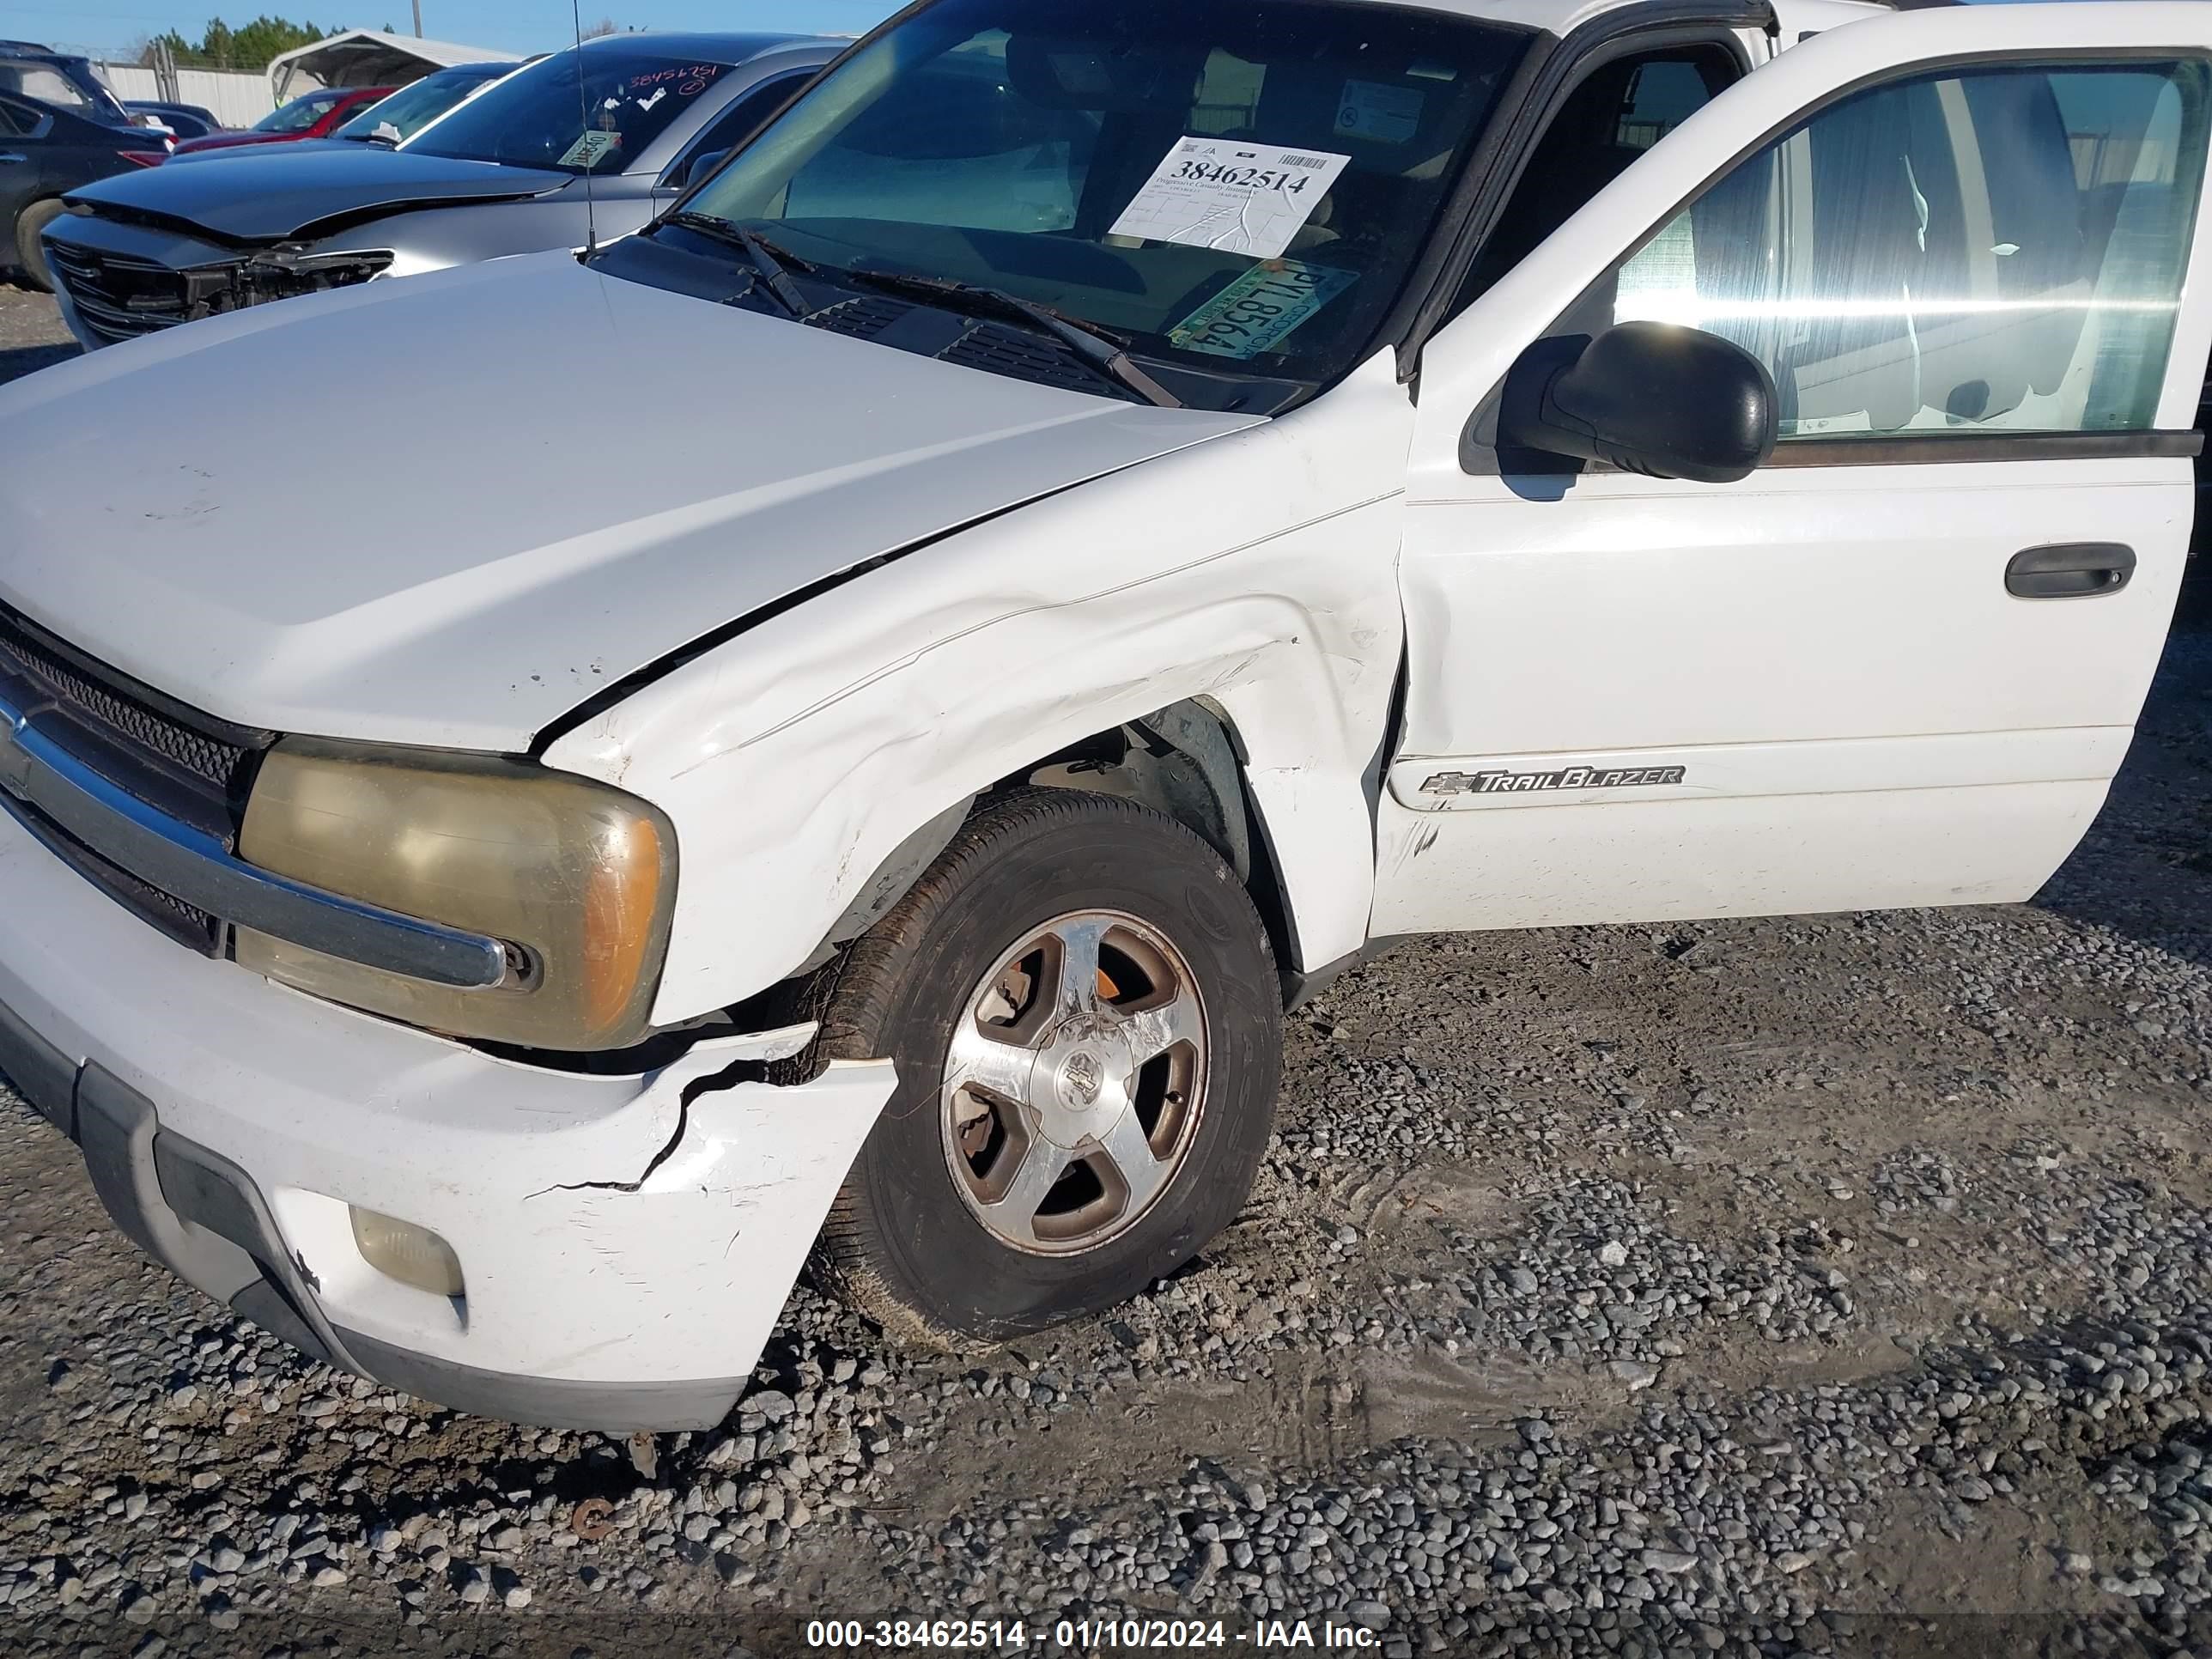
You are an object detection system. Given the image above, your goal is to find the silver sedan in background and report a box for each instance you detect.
[43,31,840,349]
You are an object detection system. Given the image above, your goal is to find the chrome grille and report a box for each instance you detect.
[0,604,259,808]
[7,799,222,954]
[0,609,246,794]
[45,241,190,346]
[0,604,271,953]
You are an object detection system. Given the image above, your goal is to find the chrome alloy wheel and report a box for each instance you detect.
[939,909,1209,1255]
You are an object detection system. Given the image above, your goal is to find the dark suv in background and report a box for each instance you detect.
[3,88,169,289]
[0,41,135,128]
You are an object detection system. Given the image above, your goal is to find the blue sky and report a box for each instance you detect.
[0,0,2047,63]
[4,0,902,59]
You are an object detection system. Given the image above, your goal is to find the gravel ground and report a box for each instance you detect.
[0,284,76,380]
[10,285,2212,1656]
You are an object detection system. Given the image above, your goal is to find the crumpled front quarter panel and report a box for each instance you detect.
[544,355,1417,1023]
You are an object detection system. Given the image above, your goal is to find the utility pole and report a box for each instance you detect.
[410,0,422,35]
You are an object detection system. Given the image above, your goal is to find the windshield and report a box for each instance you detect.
[337,67,503,143]
[406,46,740,173]
[668,0,1526,406]
[255,89,348,133]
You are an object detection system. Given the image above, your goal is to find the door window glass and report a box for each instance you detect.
[1458,46,1739,307]
[681,72,812,169]
[1611,60,2211,438]
[254,89,349,133]
[2,64,87,109]
[403,47,755,173]
[1615,58,1716,150]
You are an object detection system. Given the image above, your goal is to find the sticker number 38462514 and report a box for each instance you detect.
[1109,137,1352,260]
[1169,260,1358,360]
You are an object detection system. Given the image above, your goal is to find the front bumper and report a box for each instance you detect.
[45,213,390,350]
[50,281,100,354]
[0,805,895,1430]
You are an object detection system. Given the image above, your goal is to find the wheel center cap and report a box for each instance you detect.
[1060,1048,1104,1107]
[1033,1022,1134,1149]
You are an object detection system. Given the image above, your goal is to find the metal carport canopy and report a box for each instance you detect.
[266,30,512,102]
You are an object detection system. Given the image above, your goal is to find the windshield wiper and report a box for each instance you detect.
[838,266,1182,410]
[661,210,817,319]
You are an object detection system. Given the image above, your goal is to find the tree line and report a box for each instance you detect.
[140,16,336,74]
[137,14,640,72]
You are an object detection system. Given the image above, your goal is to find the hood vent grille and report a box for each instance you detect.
[805,294,1112,398]
[939,326,1103,398]
[806,294,917,340]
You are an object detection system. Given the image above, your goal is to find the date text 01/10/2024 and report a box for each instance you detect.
[802,1617,1386,1649]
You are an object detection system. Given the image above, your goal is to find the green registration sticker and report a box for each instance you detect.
[1169,260,1358,360]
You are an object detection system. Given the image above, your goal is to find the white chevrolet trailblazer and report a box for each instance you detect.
[3,0,2207,1429]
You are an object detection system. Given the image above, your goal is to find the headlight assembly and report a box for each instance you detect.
[234,738,677,1051]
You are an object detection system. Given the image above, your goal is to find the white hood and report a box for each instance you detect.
[1,252,1255,750]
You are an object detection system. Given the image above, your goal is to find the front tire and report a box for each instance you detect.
[15,198,64,293]
[805,787,1281,1346]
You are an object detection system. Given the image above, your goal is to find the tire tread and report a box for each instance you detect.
[801,787,1275,1349]
[16,198,64,294]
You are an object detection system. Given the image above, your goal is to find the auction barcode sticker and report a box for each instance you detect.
[1109,137,1352,260]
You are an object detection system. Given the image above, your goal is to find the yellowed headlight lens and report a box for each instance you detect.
[235,738,677,1050]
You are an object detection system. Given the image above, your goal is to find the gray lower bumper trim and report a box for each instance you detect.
[0,988,75,1134]
[334,1326,744,1432]
[9,1008,744,1433]
[75,1065,356,1373]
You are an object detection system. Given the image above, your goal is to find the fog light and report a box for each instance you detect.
[349,1206,465,1298]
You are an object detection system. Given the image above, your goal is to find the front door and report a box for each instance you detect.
[1370,3,2212,938]
[0,94,44,239]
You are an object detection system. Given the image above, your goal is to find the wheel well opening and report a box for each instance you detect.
[999,701,1300,1000]
[787,702,1304,1014]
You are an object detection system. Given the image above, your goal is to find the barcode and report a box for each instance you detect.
[1278,154,1330,168]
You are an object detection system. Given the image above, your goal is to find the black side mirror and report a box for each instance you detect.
[1498,320,1779,485]
[670,146,729,190]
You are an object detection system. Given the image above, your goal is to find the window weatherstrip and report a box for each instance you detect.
[1758,430,2206,466]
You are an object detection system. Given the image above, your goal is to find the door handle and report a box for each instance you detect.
[0,154,24,165]
[2006,542,2136,599]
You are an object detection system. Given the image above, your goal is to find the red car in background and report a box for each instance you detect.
[168,85,393,156]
